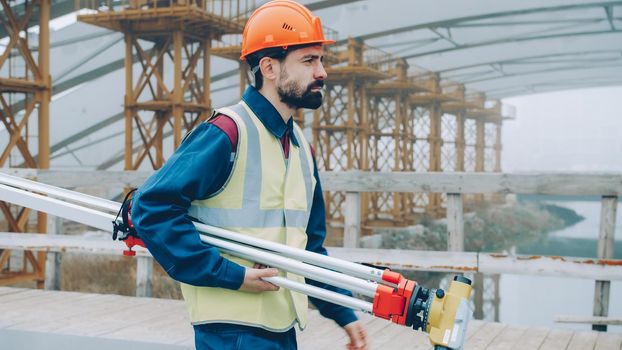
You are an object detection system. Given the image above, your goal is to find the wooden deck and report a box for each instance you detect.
[1,287,621,350]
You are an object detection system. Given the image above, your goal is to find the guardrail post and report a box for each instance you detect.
[344,192,361,248]
[593,195,617,331]
[473,272,484,320]
[44,216,62,290]
[446,193,464,252]
[136,256,153,297]
[448,192,486,319]
[493,274,500,322]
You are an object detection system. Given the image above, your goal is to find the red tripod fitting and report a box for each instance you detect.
[122,235,145,256]
[372,270,416,325]
[112,190,146,256]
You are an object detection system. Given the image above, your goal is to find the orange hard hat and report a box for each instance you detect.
[240,0,335,60]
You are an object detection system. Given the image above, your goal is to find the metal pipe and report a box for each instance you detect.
[203,235,377,297]
[0,173,119,212]
[124,32,134,170]
[0,172,390,285]
[0,184,115,232]
[265,276,373,313]
[195,221,388,284]
[0,181,379,297]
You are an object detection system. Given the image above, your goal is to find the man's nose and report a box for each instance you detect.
[314,61,327,80]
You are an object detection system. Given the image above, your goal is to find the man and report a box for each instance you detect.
[131,1,368,349]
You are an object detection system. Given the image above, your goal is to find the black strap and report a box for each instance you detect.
[112,189,138,241]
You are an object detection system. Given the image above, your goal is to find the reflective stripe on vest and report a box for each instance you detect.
[188,103,313,228]
[181,101,315,331]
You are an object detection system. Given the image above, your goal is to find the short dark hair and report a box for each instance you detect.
[246,43,322,90]
[246,47,288,90]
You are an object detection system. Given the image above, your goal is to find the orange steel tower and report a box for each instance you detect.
[77,0,249,170]
[408,72,457,217]
[312,38,389,244]
[439,84,471,173]
[437,83,473,212]
[210,33,248,98]
[439,83,470,173]
[465,92,503,174]
[365,59,423,227]
[0,0,51,287]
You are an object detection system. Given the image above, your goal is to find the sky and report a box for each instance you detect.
[501,86,622,172]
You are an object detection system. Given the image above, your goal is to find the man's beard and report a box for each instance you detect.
[277,78,324,110]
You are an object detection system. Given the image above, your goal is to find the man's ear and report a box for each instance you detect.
[259,57,278,82]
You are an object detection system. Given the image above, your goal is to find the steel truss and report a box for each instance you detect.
[312,38,391,244]
[345,2,622,98]
[408,73,449,217]
[0,0,51,287]
[77,0,248,170]
[309,38,507,240]
[366,60,418,227]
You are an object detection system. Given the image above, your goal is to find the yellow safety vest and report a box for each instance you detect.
[181,101,316,332]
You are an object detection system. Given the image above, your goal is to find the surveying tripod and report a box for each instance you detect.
[0,172,472,349]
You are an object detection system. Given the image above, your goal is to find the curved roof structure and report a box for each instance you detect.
[325,0,622,98]
[1,0,620,169]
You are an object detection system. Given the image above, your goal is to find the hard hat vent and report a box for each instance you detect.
[282,22,294,31]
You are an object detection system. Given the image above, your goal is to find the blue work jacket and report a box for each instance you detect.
[132,86,357,328]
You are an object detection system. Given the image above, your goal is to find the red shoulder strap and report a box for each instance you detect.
[208,114,238,151]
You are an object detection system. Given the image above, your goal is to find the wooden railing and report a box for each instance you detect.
[321,171,620,330]
[1,169,620,327]
[0,231,153,297]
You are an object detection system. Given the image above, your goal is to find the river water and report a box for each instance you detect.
[498,200,622,333]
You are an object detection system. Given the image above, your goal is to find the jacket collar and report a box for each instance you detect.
[242,86,299,147]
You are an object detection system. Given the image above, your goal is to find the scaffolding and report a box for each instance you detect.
[407,71,456,218]
[311,38,389,244]
[0,0,51,287]
[77,0,251,170]
[302,38,510,243]
[365,59,423,227]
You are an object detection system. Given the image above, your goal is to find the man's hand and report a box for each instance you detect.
[238,266,280,293]
[344,321,368,350]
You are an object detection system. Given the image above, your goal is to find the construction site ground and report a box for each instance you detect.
[1,286,621,349]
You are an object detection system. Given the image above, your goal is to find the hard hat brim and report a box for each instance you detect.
[240,39,335,61]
